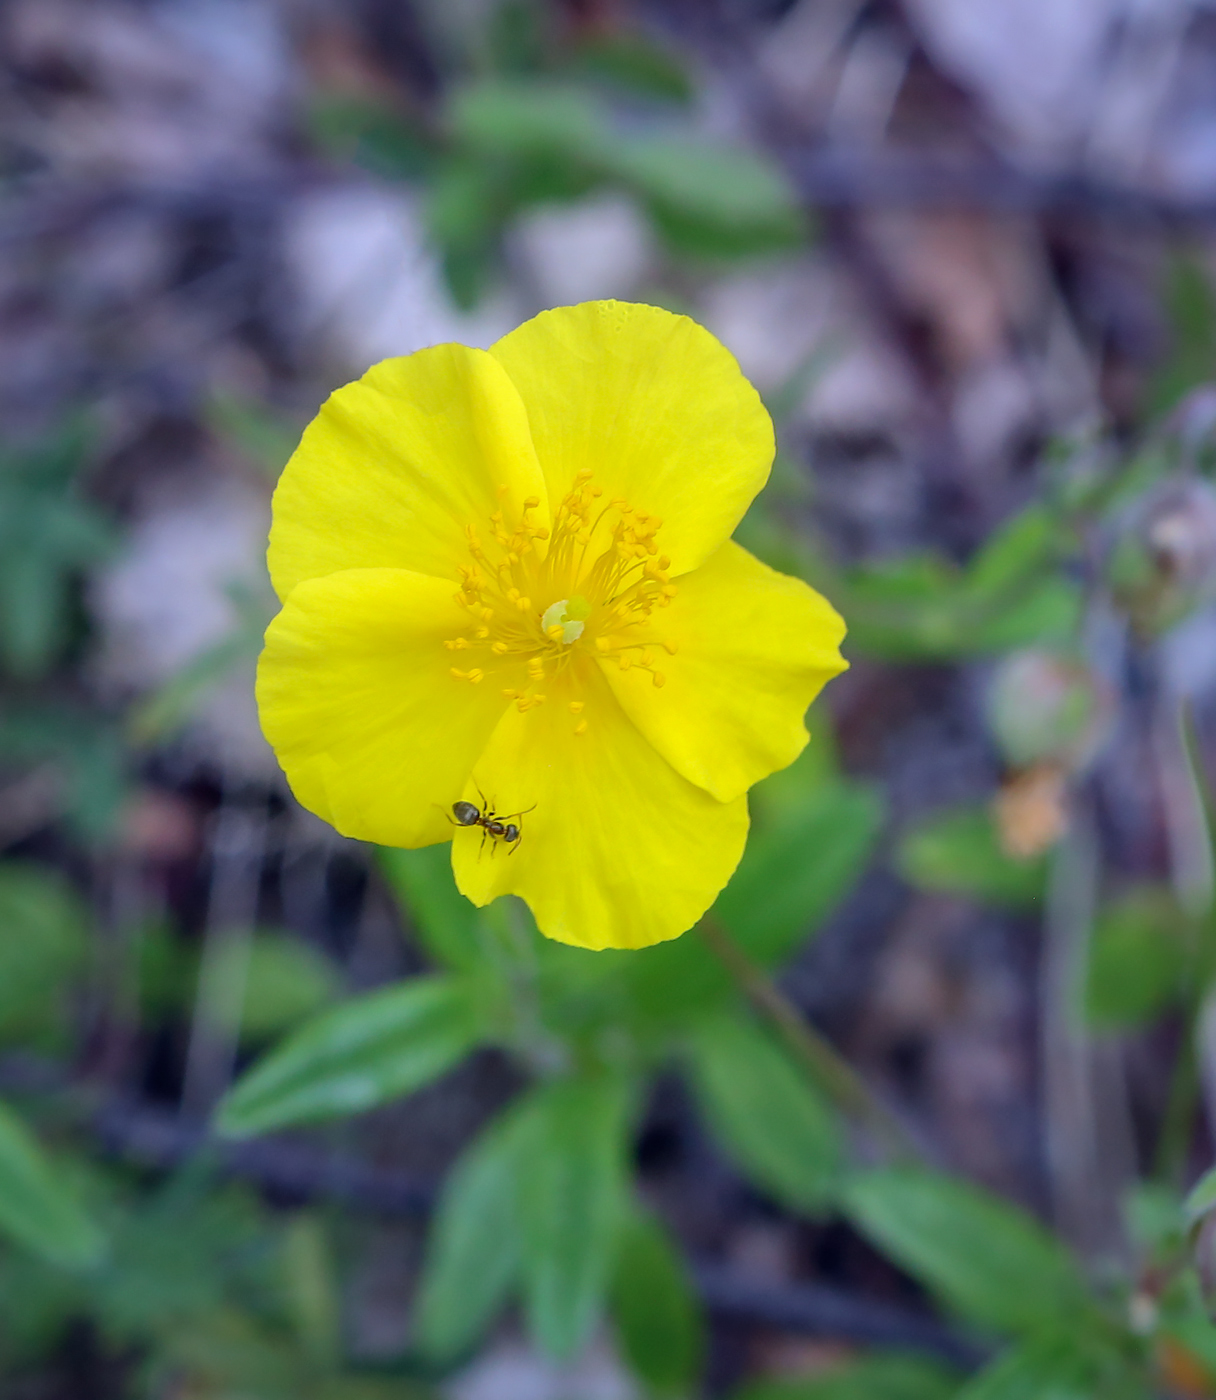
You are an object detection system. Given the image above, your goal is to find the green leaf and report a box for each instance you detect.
[609,1205,703,1396]
[1085,888,1186,1028]
[964,506,1068,603]
[0,420,113,679]
[898,808,1047,910]
[451,79,609,165]
[1150,255,1216,416]
[413,1104,530,1365]
[237,932,341,1041]
[97,1177,266,1333]
[215,975,484,1137]
[685,1013,840,1214]
[377,845,481,973]
[843,1169,1089,1335]
[570,32,693,104]
[734,1353,960,1400]
[951,1332,1107,1400]
[611,138,802,257]
[1185,1166,1216,1226]
[0,1099,103,1269]
[0,862,87,1045]
[517,1075,629,1359]
[715,779,882,966]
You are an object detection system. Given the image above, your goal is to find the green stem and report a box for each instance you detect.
[1154,703,1216,1183]
[1155,1019,1200,1186]
[697,916,921,1163]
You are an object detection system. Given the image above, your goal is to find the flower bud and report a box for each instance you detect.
[1108,478,1216,635]
[987,649,1110,772]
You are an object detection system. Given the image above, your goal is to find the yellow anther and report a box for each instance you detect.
[527,659,545,678]
[658,555,670,570]
[576,468,594,481]
[568,700,584,714]
[619,655,632,670]
[481,607,494,622]
[534,527,550,540]
[475,627,489,639]
[523,495,540,509]
[503,688,520,698]
[449,668,467,680]
[546,625,564,642]
[516,596,532,612]
[663,640,679,655]
[444,638,469,650]
[573,719,588,736]
[491,642,509,655]
[467,669,484,683]
[652,672,666,688]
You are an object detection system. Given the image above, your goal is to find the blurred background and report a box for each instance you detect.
[8,0,1216,1396]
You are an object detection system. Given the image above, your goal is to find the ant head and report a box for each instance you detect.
[503,823,520,843]
[451,800,480,826]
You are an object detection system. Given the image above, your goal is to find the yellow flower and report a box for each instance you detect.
[257,301,846,950]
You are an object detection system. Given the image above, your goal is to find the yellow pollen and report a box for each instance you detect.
[663,640,678,654]
[573,719,588,736]
[446,471,673,716]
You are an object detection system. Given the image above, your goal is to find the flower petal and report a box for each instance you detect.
[489,302,773,577]
[451,659,749,950]
[258,569,515,847]
[268,345,549,601]
[601,542,847,802]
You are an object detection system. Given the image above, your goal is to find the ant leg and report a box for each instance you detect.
[478,827,488,860]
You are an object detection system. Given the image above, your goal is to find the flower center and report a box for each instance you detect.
[444,470,678,731]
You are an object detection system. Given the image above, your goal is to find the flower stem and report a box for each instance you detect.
[697,916,922,1163]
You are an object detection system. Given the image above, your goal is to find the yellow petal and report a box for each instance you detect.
[257,569,515,847]
[602,542,847,803]
[268,345,549,601]
[489,301,773,577]
[451,659,749,950]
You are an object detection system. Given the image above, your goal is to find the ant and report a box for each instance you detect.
[449,788,535,857]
